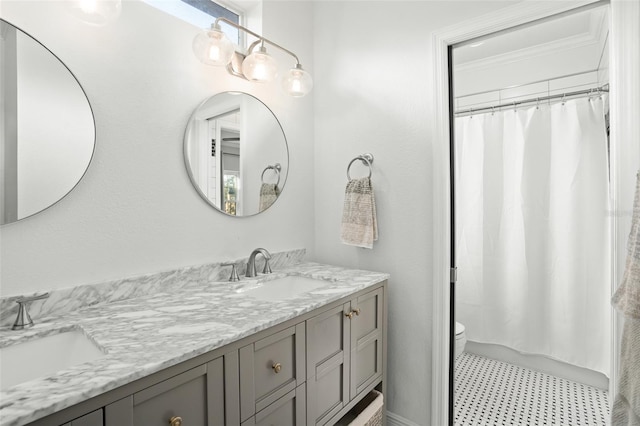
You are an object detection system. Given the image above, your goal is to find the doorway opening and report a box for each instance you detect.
[448,4,613,425]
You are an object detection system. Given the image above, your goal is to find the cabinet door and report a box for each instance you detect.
[240,324,305,422]
[349,287,383,399]
[105,356,235,426]
[305,303,350,426]
[241,384,306,426]
[61,409,103,426]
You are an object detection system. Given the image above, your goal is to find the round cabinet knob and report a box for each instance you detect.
[353,308,361,316]
[169,417,183,426]
[345,311,354,319]
[272,362,282,373]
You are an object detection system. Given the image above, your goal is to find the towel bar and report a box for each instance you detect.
[261,163,281,186]
[347,153,374,180]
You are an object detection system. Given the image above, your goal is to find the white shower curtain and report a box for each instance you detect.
[455,96,611,375]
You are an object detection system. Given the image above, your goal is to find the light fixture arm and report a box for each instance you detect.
[214,17,301,65]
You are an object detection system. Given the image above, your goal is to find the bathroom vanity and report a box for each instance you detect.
[0,263,387,426]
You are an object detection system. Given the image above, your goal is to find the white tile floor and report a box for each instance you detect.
[454,352,610,425]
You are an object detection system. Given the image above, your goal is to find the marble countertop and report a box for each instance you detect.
[0,262,389,426]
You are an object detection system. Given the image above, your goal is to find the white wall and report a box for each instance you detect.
[0,0,315,297]
[311,2,514,424]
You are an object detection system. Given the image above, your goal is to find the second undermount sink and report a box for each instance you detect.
[0,330,106,390]
[237,276,330,301]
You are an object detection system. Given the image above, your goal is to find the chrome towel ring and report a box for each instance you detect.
[347,153,374,180]
[261,163,282,186]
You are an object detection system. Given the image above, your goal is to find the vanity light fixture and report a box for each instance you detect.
[193,17,313,97]
[69,0,122,26]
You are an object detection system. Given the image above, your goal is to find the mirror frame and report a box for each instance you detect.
[183,91,289,218]
[1,18,96,226]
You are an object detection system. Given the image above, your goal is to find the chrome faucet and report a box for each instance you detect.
[12,293,49,330]
[246,248,272,278]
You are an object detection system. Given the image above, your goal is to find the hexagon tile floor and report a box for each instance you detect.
[454,352,610,425]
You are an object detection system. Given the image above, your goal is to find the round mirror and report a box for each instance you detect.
[184,92,288,217]
[1,20,96,225]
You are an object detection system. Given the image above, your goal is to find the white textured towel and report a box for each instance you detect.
[340,177,378,249]
[612,172,640,426]
[613,174,640,318]
[612,317,640,426]
[259,183,279,212]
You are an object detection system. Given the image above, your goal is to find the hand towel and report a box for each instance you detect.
[259,183,279,212]
[612,317,640,426]
[340,177,378,249]
[612,172,640,426]
[613,173,640,318]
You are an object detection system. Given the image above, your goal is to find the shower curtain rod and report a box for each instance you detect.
[454,83,609,117]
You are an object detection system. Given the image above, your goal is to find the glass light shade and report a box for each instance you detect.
[242,46,278,83]
[193,27,235,66]
[68,0,122,26]
[282,65,313,97]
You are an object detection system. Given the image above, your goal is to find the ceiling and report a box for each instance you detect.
[453,5,609,98]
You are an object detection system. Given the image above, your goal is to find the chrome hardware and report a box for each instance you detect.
[12,293,49,330]
[450,267,457,283]
[347,153,374,180]
[222,263,240,282]
[246,248,272,278]
[272,362,282,373]
[169,416,183,426]
[345,311,354,319]
[261,163,281,187]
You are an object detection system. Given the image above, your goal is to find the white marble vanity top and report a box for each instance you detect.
[0,262,389,426]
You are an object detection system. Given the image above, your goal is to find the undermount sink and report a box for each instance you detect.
[0,330,106,390]
[237,276,329,301]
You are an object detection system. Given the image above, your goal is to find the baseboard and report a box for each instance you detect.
[465,341,609,390]
[387,411,420,426]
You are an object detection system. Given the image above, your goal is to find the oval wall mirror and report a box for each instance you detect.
[0,19,96,226]
[184,92,289,217]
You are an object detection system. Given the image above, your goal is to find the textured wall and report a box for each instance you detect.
[311,2,513,424]
[0,0,315,296]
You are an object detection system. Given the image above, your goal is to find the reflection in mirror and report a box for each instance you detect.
[184,92,288,217]
[1,20,95,225]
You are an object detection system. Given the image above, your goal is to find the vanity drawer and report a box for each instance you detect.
[239,323,305,421]
[132,365,208,425]
[61,409,103,426]
[104,355,234,426]
[241,384,306,426]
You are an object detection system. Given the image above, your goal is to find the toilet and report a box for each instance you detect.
[454,322,467,360]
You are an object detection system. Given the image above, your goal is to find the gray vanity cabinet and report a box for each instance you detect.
[306,287,384,426]
[30,282,386,426]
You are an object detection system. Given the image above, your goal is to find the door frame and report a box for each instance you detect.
[430,1,640,424]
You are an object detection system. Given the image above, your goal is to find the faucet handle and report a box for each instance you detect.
[15,293,50,304]
[222,263,240,282]
[12,293,49,330]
